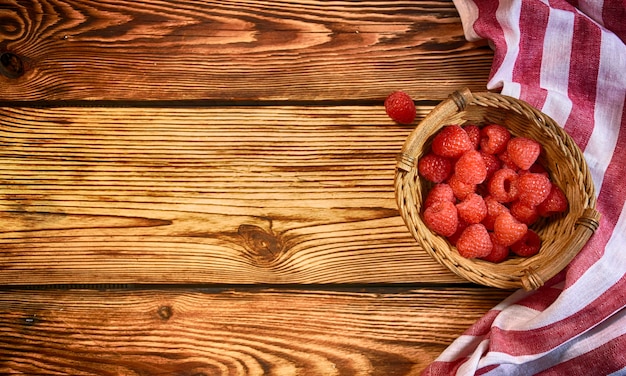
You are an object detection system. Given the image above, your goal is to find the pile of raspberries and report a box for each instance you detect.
[418,124,568,262]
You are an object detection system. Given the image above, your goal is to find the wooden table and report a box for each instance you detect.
[0,1,514,374]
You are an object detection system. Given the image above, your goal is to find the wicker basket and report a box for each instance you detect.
[395,88,601,290]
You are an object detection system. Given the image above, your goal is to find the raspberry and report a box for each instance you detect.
[498,150,520,171]
[423,201,458,237]
[424,183,455,208]
[456,193,487,224]
[482,232,510,263]
[511,229,541,257]
[448,174,476,200]
[493,212,528,247]
[488,168,519,203]
[537,184,568,217]
[510,200,540,225]
[463,125,481,149]
[517,173,551,206]
[508,137,542,170]
[481,152,501,181]
[455,150,488,184]
[456,223,492,259]
[418,153,453,183]
[432,125,473,158]
[482,196,510,230]
[447,219,469,246]
[480,124,511,154]
[384,91,416,124]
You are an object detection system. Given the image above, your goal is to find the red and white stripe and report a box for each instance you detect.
[423,0,626,374]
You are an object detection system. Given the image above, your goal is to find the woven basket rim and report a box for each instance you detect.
[394,88,600,290]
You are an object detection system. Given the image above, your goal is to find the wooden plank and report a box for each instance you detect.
[0,287,512,375]
[0,105,468,285]
[0,0,492,101]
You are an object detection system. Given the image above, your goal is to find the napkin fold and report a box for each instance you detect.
[422,1,626,375]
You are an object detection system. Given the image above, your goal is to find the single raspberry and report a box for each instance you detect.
[424,183,455,208]
[423,201,458,237]
[493,212,528,247]
[456,193,487,224]
[498,150,520,171]
[508,137,542,170]
[488,168,519,203]
[481,152,501,181]
[432,125,473,158]
[384,91,416,124]
[418,153,453,183]
[447,174,477,200]
[510,200,540,225]
[463,125,481,149]
[517,173,551,206]
[455,150,488,184]
[482,196,510,230]
[537,184,568,217]
[456,223,493,259]
[511,229,541,257]
[480,124,511,154]
[482,232,510,263]
[447,219,469,246]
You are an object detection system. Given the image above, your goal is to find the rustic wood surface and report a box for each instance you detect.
[0,287,512,375]
[0,0,503,374]
[0,105,469,286]
[0,0,490,102]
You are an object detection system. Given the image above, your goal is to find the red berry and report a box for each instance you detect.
[448,174,477,200]
[517,173,551,206]
[423,201,458,237]
[456,224,493,259]
[432,125,473,158]
[418,153,453,183]
[488,168,519,203]
[498,149,520,171]
[537,184,568,217]
[493,212,528,247]
[385,91,416,124]
[448,219,469,246]
[508,137,542,170]
[424,183,455,208]
[483,196,510,230]
[481,152,501,181]
[480,124,511,154]
[511,230,541,257]
[456,193,487,224]
[482,232,510,263]
[510,200,540,225]
[464,125,481,149]
[455,150,488,184]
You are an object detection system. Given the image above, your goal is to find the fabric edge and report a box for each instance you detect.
[453,0,483,41]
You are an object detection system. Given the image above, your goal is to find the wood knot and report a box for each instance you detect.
[158,305,173,321]
[0,52,25,79]
[238,224,285,263]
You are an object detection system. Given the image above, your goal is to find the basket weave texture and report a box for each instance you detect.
[395,88,601,290]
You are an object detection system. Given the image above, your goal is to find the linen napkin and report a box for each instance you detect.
[422,0,626,374]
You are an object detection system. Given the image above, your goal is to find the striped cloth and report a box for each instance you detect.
[422,0,626,375]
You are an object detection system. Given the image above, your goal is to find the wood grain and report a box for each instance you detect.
[0,0,492,101]
[0,105,469,285]
[0,287,511,375]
